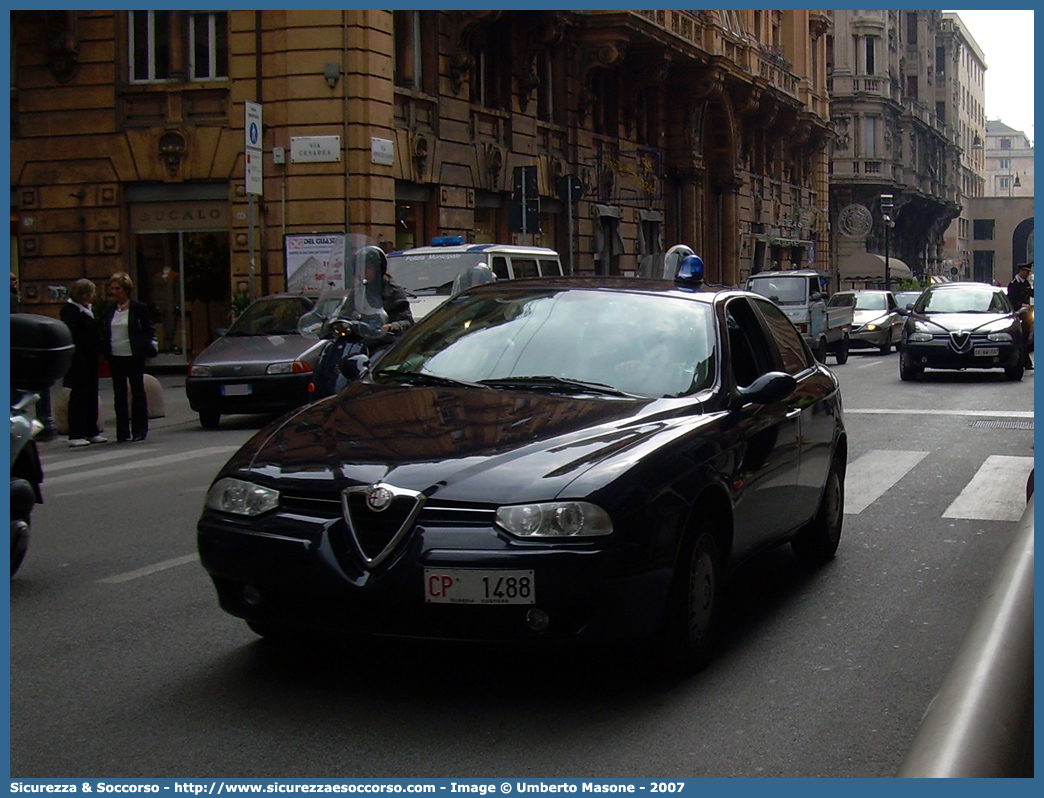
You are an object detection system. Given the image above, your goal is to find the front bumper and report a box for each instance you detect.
[902,338,1021,370]
[197,502,670,644]
[185,373,313,416]
[849,327,890,348]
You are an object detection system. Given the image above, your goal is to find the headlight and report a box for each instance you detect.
[864,323,878,331]
[266,360,312,375]
[496,501,613,538]
[205,477,279,516]
[987,332,1013,342]
[908,332,932,342]
[189,365,212,377]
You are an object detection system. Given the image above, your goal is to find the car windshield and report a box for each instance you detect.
[854,293,888,311]
[747,277,807,305]
[226,296,314,336]
[376,288,717,399]
[920,289,1009,314]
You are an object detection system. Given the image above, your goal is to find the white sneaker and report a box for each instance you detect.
[68,438,91,447]
[89,435,108,444]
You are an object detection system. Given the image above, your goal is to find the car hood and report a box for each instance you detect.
[853,309,892,324]
[192,333,326,370]
[913,312,1014,332]
[225,382,709,503]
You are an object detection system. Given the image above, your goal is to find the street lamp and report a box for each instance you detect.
[1008,172,1022,197]
[881,193,895,291]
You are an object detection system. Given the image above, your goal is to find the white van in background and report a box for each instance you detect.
[386,237,564,319]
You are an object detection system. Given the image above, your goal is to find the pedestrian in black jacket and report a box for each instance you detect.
[60,278,106,447]
[101,272,157,442]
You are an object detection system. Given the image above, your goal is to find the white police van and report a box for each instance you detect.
[386,237,564,319]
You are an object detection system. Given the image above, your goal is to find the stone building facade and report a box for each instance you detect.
[827,10,963,287]
[11,10,832,361]
[937,13,986,281]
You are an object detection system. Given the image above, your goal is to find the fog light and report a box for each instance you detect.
[243,585,262,606]
[525,608,550,632]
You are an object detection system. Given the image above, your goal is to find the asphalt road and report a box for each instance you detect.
[8,354,1034,778]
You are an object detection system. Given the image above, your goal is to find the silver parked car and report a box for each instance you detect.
[185,291,347,428]
[830,290,904,354]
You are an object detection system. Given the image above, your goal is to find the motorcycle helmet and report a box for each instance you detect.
[358,245,388,280]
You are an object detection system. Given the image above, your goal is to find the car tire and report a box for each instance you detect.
[11,519,29,577]
[899,350,922,381]
[1004,361,1024,381]
[835,335,850,365]
[199,411,221,429]
[663,530,723,673]
[879,338,891,355]
[246,619,303,642]
[792,454,844,565]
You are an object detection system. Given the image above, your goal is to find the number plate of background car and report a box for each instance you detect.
[220,384,252,396]
[424,569,535,605]
[974,347,999,357]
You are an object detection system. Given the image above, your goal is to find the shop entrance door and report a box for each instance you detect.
[134,230,231,365]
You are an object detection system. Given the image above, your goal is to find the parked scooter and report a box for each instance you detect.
[10,313,74,576]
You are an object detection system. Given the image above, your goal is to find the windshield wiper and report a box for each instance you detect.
[478,375,632,397]
[374,369,487,389]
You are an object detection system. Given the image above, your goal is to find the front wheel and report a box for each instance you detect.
[834,335,850,364]
[792,454,844,564]
[1004,361,1024,381]
[899,350,922,381]
[199,410,221,429]
[11,520,29,577]
[879,338,891,355]
[662,531,723,673]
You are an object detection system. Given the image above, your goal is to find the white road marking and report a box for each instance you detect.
[847,409,1034,418]
[942,455,1035,522]
[43,447,161,471]
[844,450,930,514]
[98,553,199,584]
[44,445,239,486]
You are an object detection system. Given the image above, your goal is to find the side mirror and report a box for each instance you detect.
[340,353,370,381]
[810,291,824,301]
[734,371,797,406]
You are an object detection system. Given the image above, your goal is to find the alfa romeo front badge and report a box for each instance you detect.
[366,485,395,512]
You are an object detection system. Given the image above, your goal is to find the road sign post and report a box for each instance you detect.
[245,102,263,299]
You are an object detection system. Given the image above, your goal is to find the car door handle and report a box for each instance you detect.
[786,408,802,420]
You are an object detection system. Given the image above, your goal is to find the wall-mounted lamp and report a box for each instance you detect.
[324,62,341,89]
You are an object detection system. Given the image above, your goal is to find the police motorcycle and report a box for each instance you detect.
[301,244,398,400]
[10,313,74,576]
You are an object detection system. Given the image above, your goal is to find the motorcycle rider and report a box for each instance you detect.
[1007,261,1033,368]
[360,245,414,338]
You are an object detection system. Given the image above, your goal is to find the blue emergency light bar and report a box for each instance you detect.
[431,236,464,247]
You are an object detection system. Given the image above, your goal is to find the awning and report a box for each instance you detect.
[839,252,913,281]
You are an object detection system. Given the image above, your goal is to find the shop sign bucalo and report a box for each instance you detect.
[130,201,229,232]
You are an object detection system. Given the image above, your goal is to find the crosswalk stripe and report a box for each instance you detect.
[942,455,1035,522]
[844,450,929,514]
[44,445,240,486]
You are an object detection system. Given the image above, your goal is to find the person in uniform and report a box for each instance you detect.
[1007,261,1033,369]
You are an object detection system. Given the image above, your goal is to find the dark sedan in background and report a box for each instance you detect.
[899,282,1025,381]
[186,292,345,428]
[198,277,847,671]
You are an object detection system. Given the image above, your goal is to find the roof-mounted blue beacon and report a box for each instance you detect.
[674,254,705,290]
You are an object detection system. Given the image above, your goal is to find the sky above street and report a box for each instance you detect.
[946,9,1035,143]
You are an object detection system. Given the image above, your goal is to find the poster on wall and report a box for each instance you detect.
[284,233,346,293]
